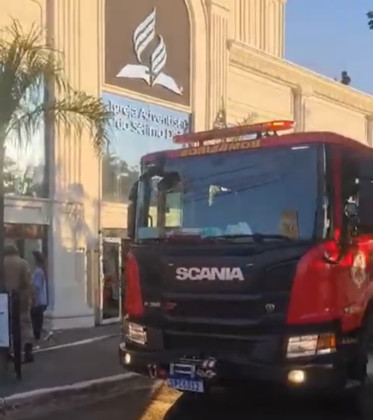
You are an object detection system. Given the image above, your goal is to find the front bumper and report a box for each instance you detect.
[119,341,347,392]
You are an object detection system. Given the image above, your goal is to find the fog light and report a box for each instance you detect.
[288,369,306,384]
[124,353,131,365]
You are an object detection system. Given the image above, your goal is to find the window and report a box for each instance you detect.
[136,145,321,241]
[4,84,47,198]
[165,192,182,227]
[354,154,373,233]
[102,153,139,203]
[5,224,48,269]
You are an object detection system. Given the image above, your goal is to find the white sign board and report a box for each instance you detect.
[0,293,9,348]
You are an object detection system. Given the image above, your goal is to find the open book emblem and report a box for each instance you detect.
[116,8,183,96]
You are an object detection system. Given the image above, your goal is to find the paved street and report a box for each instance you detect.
[4,327,373,419]
[21,379,373,420]
[0,330,122,398]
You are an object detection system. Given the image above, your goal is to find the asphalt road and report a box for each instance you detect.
[22,381,373,420]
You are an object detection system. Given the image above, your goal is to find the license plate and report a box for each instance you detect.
[167,377,204,393]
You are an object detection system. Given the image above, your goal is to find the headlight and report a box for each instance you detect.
[286,333,336,359]
[128,322,147,345]
[287,335,318,358]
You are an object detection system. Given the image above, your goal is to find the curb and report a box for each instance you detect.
[1,372,157,417]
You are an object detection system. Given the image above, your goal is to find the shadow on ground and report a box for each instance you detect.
[16,380,373,420]
[12,377,159,420]
[163,385,372,420]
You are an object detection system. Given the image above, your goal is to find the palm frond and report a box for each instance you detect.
[9,90,112,155]
[0,18,112,155]
[48,91,112,155]
[0,20,66,123]
[237,112,258,126]
[235,113,259,140]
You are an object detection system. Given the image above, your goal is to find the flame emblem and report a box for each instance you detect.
[116,8,183,96]
[133,8,156,63]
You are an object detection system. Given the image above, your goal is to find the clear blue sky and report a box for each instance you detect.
[285,0,373,95]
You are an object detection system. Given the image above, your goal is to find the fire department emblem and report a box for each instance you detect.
[351,251,367,288]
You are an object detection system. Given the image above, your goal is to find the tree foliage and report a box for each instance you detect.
[237,112,259,126]
[367,11,373,30]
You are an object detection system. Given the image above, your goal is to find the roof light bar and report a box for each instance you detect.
[173,120,295,145]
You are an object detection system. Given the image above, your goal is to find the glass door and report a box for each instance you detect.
[100,238,122,323]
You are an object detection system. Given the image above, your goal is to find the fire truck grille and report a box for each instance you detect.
[163,331,256,355]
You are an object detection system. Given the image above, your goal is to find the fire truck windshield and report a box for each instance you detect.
[136,144,320,242]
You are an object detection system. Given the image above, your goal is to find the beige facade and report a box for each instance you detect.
[2,0,372,329]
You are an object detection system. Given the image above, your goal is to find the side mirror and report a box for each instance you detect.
[127,181,138,240]
[344,202,358,218]
[344,201,359,237]
[158,172,180,192]
[127,201,136,240]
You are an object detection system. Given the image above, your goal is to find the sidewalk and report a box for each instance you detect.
[34,323,120,352]
[0,323,136,410]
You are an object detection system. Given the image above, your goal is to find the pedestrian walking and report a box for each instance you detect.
[4,244,34,363]
[30,251,50,348]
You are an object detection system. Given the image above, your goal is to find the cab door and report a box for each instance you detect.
[338,150,373,332]
[355,154,373,304]
[100,237,122,323]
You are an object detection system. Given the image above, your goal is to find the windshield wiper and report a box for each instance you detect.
[210,233,294,243]
[139,233,296,244]
[139,234,204,243]
[252,233,294,242]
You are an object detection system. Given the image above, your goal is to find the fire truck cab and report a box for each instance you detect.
[119,121,373,408]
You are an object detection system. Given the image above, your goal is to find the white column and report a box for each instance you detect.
[47,0,99,330]
[232,0,287,57]
[366,115,373,146]
[292,85,313,132]
[233,0,261,49]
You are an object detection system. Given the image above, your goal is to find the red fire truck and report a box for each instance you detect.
[119,120,373,410]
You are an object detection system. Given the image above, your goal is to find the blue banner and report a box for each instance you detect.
[102,92,191,169]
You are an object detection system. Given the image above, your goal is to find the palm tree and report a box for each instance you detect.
[236,112,259,140]
[0,19,112,293]
[238,112,258,126]
[102,154,139,202]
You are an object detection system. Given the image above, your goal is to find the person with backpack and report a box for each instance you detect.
[4,244,34,363]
